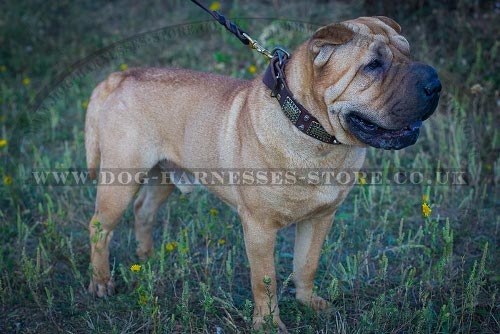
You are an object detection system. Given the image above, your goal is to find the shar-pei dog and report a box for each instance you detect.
[85,16,441,331]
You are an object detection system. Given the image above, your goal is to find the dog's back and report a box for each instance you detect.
[85,68,250,178]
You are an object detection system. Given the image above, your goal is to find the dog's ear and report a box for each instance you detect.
[375,16,401,33]
[310,24,354,67]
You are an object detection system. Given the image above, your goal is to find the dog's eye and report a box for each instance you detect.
[366,59,382,70]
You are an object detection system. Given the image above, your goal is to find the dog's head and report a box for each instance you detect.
[308,16,441,150]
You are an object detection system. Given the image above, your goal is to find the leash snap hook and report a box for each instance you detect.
[242,32,273,59]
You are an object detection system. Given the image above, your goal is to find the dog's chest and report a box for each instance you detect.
[243,147,366,224]
[290,185,351,221]
[242,182,352,226]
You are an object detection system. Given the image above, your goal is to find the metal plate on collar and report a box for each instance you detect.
[307,121,333,143]
[282,96,300,124]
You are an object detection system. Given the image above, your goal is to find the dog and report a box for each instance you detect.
[84,16,440,331]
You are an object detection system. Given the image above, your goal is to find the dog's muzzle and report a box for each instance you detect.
[347,63,441,150]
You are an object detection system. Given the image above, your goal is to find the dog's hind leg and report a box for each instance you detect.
[88,177,146,297]
[88,182,140,297]
[87,147,157,296]
[133,166,175,260]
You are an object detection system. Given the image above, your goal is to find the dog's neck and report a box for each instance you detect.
[246,68,365,167]
[282,45,337,138]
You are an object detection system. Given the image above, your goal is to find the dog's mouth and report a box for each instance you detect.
[346,113,422,150]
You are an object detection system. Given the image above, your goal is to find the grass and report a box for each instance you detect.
[0,0,499,333]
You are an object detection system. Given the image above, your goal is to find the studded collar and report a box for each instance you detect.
[262,55,340,145]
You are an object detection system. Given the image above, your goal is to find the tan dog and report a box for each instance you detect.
[85,16,440,331]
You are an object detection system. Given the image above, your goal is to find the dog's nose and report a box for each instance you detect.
[424,77,442,97]
[413,63,441,99]
[404,62,441,121]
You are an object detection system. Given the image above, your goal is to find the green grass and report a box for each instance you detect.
[0,0,499,333]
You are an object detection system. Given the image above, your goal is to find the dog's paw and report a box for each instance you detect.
[88,278,115,297]
[136,247,154,261]
[297,292,331,311]
[253,315,288,334]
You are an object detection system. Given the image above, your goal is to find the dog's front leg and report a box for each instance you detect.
[239,211,287,333]
[293,212,335,310]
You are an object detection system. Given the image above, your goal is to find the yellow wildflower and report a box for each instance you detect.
[165,241,177,252]
[0,139,7,147]
[358,177,367,185]
[130,264,142,272]
[248,65,257,74]
[209,1,220,11]
[120,63,128,71]
[0,115,5,123]
[81,101,88,108]
[422,202,432,218]
[210,208,218,216]
[140,295,147,305]
[218,239,226,246]
[0,65,6,72]
[3,176,12,185]
[422,194,429,202]
[22,78,30,85]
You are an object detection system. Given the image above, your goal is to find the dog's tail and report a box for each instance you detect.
[85,72,125,180]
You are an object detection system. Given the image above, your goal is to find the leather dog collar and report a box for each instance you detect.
[262,55,340,145]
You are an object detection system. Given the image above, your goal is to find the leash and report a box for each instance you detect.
[190,0,341,145]
[190,0,281,59]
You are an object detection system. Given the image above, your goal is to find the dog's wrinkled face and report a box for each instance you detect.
[309,17,441,150]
